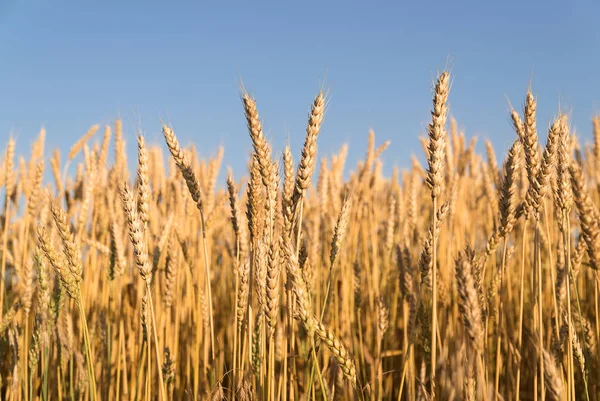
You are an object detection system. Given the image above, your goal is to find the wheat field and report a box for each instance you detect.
[0,71,599,401]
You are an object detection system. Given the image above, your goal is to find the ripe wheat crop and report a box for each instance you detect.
[0,71,599,401]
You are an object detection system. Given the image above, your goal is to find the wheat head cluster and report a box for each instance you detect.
[0,71,599,401]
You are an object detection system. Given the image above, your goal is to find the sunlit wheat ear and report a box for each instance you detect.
[330,195,353,266]
[264,159,280,233]
[0,303,19,334]
[353,260,362,310]
[37,224,79,301]
[562,313,587,376]
[537,343,564,401]
[569,161,600,269]
[114,118,127,176]
[49,149,62,194]
[374,139,391,160]
[108,219,126,280]
[282,146,294,202]
[309,317,357,387]
[397,244,415,304]
[593,115,600,166]
[226,170,242,239]
[454,248,483,353]
[283,238,357,386]
[520,92,540,185]
[479,139,523,264]
[384,192,397,252]
[520,114,562,220]
[576,314,597,355]
[31,127,46,162]
[242,92,272,188]
[21,258,35,315]
[498,140,522,237]
[120,182,152,285]
[137,134,151,227]
[237,259,250,328]
[485,139,499,186]
[34,250,51,320]
[163,235,178,309]
[265,238,280,337]
[227,169,248,258]
[49,194,83,284]
[292,91,326,207]
[425,71,450,200]
[97,125,111,169]
[246,155,264,244]
[68,124,99,162]
[554,117,573,216]
[27,160,45,220]
[377,296,389,337]
[3,137,16,205]
[282,146,295,238]
[162,125,204,212]
[317,158,329,214]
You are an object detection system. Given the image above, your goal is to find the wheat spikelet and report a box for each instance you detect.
[0,302,19,334]
[454,249,483,352]
[242,92,272,188]
[120,183,152,285]
[292,91,326,208]
[26,160,45,219]
[330,195,353,266]
[108,219,126,280]
[227,169,248,258]
[485,139,499,186]
[162,125,204,212]
[68,124,99,162]
[114,118,127,177]
[519,92,541,185]
[353,260,362,310]
[35,250,51,320]
[282,146,295,238]
[163,235,178,309]
[3,138,16,205]
[21,258,35,315]
[50,149,62,194]
[397,244,415,305]
[49,194,83,285]
[309,316,357,386]
[265,238,280,336]
[539,345,564,401]
[499,139,522,237]
[569,161,600,269]
[32,127,46,162]
[377,296,389,337]
[246,156,264,244]
[425,71,450,200]
[554,117,573,215]
[237,260,250,327]
[283,238,356,385]
[37,224,79,300]
[137,134,151,227]
[97,125,111,170]
[520,115,563,220]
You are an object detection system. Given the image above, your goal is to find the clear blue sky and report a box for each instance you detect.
[1,0,600,178]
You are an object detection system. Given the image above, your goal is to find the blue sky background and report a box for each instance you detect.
[1,0,600,180]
